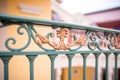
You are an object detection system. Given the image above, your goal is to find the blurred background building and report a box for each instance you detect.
[52,1,120,80]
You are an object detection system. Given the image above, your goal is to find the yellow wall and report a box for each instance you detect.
[61,66,95,80]
[7,0,51,19]
[0,0,52,80]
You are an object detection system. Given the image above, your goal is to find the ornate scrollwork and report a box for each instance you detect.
[87,31,120,50]
[35,28,87,50]
[113,35,120,49]
[5,24,31,51]
[3,22,119,51]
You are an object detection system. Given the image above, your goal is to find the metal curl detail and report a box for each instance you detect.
[87,31,120,51]
[96,32,107,51]
[28,24,55,51]
[112,34,120,49]
[5,24,31,51]
[35,28,87,50]
[87,32,98,50]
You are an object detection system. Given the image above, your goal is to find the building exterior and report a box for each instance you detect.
[0,0,52,80]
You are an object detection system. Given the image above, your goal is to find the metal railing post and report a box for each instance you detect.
[48,54,58,80]
[113,53,119,80]
[1,56,12,80]
[104,53,110,80]
[26,55,37,80]
[81,53,89,80]
[66,54,74,80]
[93,53,101,80]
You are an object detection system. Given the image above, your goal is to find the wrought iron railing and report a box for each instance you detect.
[0,14,120,80]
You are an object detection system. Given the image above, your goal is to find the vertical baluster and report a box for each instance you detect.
[104,53,110,80]
[93,53,101,80]
[1,56,12,80]
[26,55,37,80]
[81,53,89,80]
[113,53,119,80]
[48,54,58,80]
[66,54,74,80]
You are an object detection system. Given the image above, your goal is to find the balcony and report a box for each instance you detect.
[0,14,120,80]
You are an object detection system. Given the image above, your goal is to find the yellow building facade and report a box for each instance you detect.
[0,0,52,80]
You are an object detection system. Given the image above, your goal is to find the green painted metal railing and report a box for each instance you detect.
[0,14,120,80]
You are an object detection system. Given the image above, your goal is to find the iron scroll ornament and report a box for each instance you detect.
[87,32,120,51]
[5,24,31,51]
[35,28,87,50]
[3,22,120,51]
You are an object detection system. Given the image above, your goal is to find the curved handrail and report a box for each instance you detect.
[0,14,120,33]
